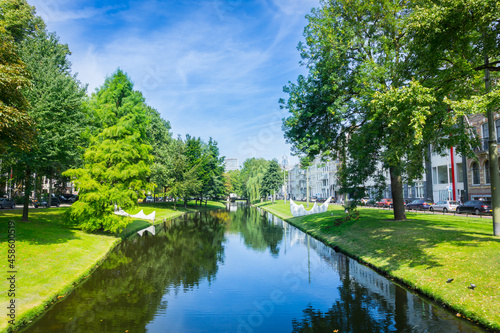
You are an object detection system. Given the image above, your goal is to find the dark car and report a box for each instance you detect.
[406,199,434,210]
[456,200,492,215]
[34,197,60,208]
[0,198,16,209]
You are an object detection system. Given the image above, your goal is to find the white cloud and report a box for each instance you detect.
[28,0,317,165]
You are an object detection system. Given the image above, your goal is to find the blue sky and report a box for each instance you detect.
[27,0,319,167]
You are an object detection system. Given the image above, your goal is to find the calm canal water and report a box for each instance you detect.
[23,204,485,332]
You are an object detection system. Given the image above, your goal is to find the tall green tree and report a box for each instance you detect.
[281,0,475,220]
[17,28,87,220]
[64,70,153,232]
[0,0,39,153]
[407,0,500,234]
[146,105,172,198]
[261,159,283,201]
[240,158,269,202]
[163,137,201,209]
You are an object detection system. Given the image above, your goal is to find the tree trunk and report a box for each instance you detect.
[21,166,31,222]
[390,165,406,220]
[48,175,53,207]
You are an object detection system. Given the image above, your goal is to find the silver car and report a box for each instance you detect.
[429,200,459,213]
[0,198,16,209]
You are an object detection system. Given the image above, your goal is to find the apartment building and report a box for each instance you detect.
[465,113,500,201]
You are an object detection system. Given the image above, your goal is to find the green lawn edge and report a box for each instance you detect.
[1,200,226,333]
[254,200,500,332]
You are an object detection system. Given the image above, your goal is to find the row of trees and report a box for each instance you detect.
[0,0,226,232]
[225,158,285,203]
[281,0,499,233]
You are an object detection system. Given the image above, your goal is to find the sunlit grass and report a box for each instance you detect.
[255,201,500,331]
[0,208,117,332]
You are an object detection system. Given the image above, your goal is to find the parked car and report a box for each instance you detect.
[145,196,154,203]
[34,197,60,208]
[456,200,492,215]
[68,194,79,203]
[316,197,326,203]
[58,195,72,203]
[0,198,16,209]
[376,198,393,208]
[406,199,434,210]
[366,199,377,207]
[430,200,460,213]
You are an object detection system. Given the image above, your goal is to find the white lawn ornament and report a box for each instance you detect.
[290,197,332,217]
[114,207,156,221]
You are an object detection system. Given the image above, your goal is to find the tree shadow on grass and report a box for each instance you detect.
[296,210,500,273]
[0,219,79,245]
[0,208,83,245]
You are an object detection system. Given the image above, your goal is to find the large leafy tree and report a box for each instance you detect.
[260,159,283,201]
[407,0,500,234]
[281,0,475,220]
[0,0,38,153]
[240,158,269,202]
[184,135,225,206]
[16,28,87,221]
[163,137,201,209]
[64,70,153,232]
[146,105,173,198]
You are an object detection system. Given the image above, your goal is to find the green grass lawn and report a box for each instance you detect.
[0,208,118,332]
[0,200,226,332]
[255,201,500,331]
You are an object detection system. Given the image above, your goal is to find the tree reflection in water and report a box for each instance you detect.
[291,255,479,333]
[22,211,226,333]
[225,204,283,255]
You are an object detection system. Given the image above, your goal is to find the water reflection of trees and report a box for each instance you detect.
[291,256,483,333]
[226,205,283,256]
[23,212,226,333]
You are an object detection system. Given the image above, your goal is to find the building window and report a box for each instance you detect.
[472,162,480,185]
[457,163,464,183]
[485,160,491,184]
[415,183,424,198]
[482,123,489,150]
[437,165,448,184]
[496,119,500,143]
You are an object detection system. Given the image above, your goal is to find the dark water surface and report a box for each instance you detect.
[23,204,485,332]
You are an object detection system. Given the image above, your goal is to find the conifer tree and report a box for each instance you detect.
[64,70,153,232]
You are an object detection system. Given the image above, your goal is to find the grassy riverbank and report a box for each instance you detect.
[255,201,500,331]
[0,200,226,333]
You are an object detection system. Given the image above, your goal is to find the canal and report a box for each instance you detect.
[23,203,485,332]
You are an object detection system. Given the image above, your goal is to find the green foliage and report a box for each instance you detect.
[224,170,243,197]
[184,135,225,203]
[281,0,480,219]
[239,158,270,202]
[64,70,153,232]
[260,159,283,197]
[162,137,201,207]
[0,0,42,42]
[18,29,87,167]
[0,0,40,153]
[0,25,33,153]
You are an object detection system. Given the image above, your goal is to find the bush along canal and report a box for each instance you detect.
[21,203,487,332]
